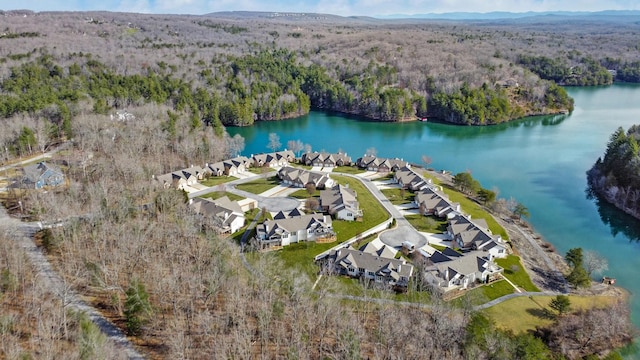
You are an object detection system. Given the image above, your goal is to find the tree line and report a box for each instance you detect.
[587,125,640,220]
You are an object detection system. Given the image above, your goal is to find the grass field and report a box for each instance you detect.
[483,295,619,334]
[274,240,339,279]
[331,175,389,241]
[235,176,280,194]
[288,188,320,199]
[481,280,517,300]
[199,191,244,201]
[380,188,415,205]
[200,176,237,187]
[496,255,540,292]
[332,166,365,175]
[405,214,448,233]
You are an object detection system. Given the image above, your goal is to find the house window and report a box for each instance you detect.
[358,268,364,273]
[347,213,352,217]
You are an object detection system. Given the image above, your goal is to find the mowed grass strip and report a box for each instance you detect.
[483,295,619,334]
[235,176,280,194]
[496,255,540,292]
[332,166,365,175]
[200,176,237,187]
[405,214,448,233]
[200,191,244,201]
[274,240,339,279]
[330,174,389,241]
[380,188,414,205]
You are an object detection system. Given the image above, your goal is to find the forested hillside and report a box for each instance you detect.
[5,9,639,138]
[1,10,638,359]
[588,125,640,220]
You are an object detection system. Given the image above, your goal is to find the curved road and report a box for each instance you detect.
[0,144,144,359]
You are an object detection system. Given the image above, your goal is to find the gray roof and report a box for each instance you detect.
[259,213,333,239]
[356,156,407,170]
[320,184,359,213]
[23,161,62,183]
[301,152,352,166]
[333,248,413,280]
[278,166,332,188]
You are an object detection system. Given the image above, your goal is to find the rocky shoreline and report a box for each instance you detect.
[428,168,627,298]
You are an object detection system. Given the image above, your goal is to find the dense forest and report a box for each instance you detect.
[1,10,638,359]
[588,125,640,220]
[7,10,639,134]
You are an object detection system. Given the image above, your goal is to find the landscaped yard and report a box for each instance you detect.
[200,176,238,187]
[405,214,448,233]
[496,255,540,292]
[235,176,280,194]
[199,191,244,201]
[330,174,389,241]
[332,166,365,175]
[289,188,320,199]
[273,240,340,279]
[481,279,517,300]
[483,295,619,334]
[380,188,414,205]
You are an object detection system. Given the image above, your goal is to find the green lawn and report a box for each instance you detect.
[199,191,244,201]
[380,188,415,205]
[289,188,320,199]
[274,240,340,279]
[405,214,448,233]
[332,166,365,175]
[200,176,237,187]
[496,255,540,292]
[440,185,509,240]
[330,175,390,241]
[481,280,517,300]
[483,295,619,334]
[235,176,280,194]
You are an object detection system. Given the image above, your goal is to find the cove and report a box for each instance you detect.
[228,84,640,350]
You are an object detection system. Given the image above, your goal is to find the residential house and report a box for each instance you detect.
[301,152,352,168]
[22,162,64,189]
[206,162,225,177]
[422,250,503,292]
[355,156,408,173]
[445,214,506,255]
[223,156,251,176]
[256,213,335,250]
[156,169,198,190]
[189,196,246,234]
[414,188,460,218]
[393,166,434,191]
[183,165,207,180]
[251,150,295,168]
[278,166,334,189]
[319,184,363,221]
[324,239,414,288]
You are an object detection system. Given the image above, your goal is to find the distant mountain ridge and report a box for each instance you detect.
[379,10,640,20]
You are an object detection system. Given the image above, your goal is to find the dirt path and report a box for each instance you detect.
[0,206,145,359]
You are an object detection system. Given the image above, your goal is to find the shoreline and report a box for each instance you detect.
[425,168,629,298]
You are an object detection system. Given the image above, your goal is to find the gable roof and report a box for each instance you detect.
[333,248,413,280]
[278,166,333,188]
[320,184,359,213]
[260,213,333,239]
[23,161,62,183]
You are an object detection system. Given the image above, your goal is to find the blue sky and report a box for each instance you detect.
[1,0,638,17]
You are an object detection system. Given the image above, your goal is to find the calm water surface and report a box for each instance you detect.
[228,84,640,355]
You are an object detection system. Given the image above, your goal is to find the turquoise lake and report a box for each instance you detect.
[228,84,640,355]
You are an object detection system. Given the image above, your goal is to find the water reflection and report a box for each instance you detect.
[586,185,640,242]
